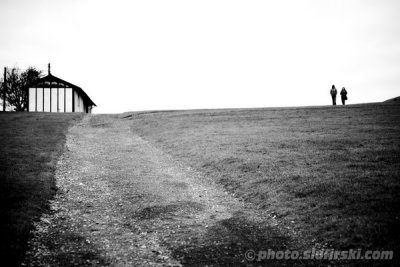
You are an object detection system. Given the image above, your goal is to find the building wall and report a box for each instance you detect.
[80,95,84,112]
[58,88,65,112]
[65,88,73,112]
[74,90,79,112]
[51,89,58,112]
[28,88,36,112]
[29,87,91,113]
[74,90,85,112]
[36,88,43,111]
[44,89,51,112]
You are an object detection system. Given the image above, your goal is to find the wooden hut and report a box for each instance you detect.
[28,65,96,113]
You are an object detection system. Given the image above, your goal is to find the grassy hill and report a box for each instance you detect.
[1,103,399,266]
[384,96,400,103]
[0,112,82,266]
[124,103,400,256]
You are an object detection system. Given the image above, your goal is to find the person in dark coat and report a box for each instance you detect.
[340,87,348,105]
[330,85,337,105]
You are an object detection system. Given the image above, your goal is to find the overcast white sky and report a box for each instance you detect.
[1,0,399,113]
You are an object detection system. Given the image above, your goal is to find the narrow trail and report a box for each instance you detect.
[25,115,297,266]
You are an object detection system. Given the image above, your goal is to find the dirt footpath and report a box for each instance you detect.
[24,115,297,266]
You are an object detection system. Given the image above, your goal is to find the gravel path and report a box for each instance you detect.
[24,115,296,266]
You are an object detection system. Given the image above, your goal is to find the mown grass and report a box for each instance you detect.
[125,103,400,257]
[0,112,82,266]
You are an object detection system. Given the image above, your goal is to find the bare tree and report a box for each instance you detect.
[0,67,42,111]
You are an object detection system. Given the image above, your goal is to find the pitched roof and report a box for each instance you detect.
[29,74,96,106]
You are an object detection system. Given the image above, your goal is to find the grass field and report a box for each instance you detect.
[0,112,82,266]
[1,103,399,266]
[124,103,400,255]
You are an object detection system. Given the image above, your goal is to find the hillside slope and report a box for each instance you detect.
[3,103,400,266]
[384,96,400,103]
[0,113,82,266]
[125,103,400,256]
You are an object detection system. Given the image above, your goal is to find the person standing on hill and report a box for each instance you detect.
[340,87,348,105]
[330,85,337,105]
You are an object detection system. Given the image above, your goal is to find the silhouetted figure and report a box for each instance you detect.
[330,85,337,105]
[340,87,348,105]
